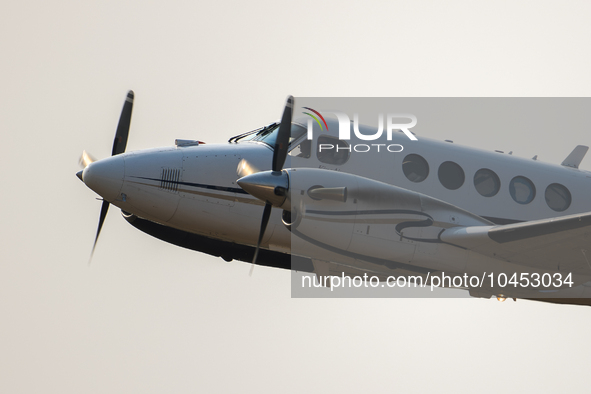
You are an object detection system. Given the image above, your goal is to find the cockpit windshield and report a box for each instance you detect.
[229,123,307,149]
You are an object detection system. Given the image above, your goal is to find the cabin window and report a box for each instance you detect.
[402,154,429,183]
[438,161,465,190]
[509,176,536,204]
[474,168,500,197]
[317,135,350,165]
[545,183,571,212]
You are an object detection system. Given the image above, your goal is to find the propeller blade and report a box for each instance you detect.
[83,90,135,262]
[236,158,260,178]
[79,150,96,169]
[90,200,110,261]
[111,90,134,156]
[248,95,293,272]
[272,95,294,172]
[252,202,272,265]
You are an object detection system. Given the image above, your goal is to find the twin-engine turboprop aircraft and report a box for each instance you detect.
[78,92,591,306]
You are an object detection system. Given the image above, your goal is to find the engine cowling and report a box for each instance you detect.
[284,168,492,264]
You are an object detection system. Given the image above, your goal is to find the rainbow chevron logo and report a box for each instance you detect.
[303,107,329,131]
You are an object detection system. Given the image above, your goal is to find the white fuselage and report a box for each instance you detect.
[81,118,591,299]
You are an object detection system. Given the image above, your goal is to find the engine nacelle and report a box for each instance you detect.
[284,168,492,264]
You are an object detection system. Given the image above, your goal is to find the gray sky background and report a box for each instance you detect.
[2,1,591,392]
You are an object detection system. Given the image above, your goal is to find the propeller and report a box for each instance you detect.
[236,158,260,178]
[239,95,293,268]
[112,91,134,156]
[79,150,96,170]
[80,90,134,261]
[92,200,111,257]
[250,202,273,274]
[272,95,293,172]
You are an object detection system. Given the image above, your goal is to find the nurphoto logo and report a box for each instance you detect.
[303,108,418,153]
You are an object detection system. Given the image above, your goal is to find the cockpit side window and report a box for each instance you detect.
[228,122,276,143]
[288,124,310,158]
[235,123,307,150]
[250,124,280,146]
[289,139,311,158]
[288,124,307,145]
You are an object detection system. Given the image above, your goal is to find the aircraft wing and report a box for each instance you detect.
[440,212,591,274]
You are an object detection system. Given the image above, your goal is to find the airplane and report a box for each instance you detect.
[77,91,591,307]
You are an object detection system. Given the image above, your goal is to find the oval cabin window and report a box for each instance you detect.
[438,161,465,190]
[510,176,536,204]
[402,154,429,183]
[545,183,571,212]
[474,168,501,197]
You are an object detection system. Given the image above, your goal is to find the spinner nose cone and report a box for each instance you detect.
[237,170,289,207]
[82,155,125,202]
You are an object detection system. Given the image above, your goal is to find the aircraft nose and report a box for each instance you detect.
[81,155,125,202]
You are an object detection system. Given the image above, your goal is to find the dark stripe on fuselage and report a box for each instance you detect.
[306,209,431,217]
[130,176,524,225]
[131,176,249,194]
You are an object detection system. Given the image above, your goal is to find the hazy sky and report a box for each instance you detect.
[2,1,591,393]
